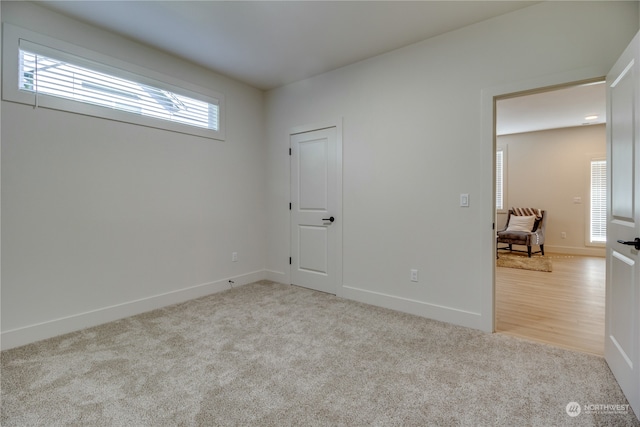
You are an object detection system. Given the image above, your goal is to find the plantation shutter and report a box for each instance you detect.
[496,149,504,211]
[590,159,607,243]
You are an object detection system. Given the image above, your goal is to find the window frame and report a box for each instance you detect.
[496,145,508,214]
[588,157,607,246]
[2,23,225,141]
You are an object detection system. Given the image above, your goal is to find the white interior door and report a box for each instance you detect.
[605,31,640,420]
[290,126,339,294]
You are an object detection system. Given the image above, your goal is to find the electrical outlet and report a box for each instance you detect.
[561,232,567,239]
[410,269,419,282]
[232,252,238,262]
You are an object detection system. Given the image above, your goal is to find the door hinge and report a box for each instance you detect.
[289,148,292,155]
[289,203,292,210]
[492,222,495,230]
[289,257,292,265]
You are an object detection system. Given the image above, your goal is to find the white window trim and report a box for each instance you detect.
[2,23,225,141]
[496,145,508,214]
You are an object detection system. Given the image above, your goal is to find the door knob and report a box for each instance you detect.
[617,238,640,250]
[322,216,335,223]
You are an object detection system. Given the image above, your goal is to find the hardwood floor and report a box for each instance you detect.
[495,253,605,356]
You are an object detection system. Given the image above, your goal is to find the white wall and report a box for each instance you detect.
[498,125,606,256]
[2,1,638,349]
[265,1,639,331]
[1,2,267,349]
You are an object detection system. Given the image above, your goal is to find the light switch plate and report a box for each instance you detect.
[460,193,469,207]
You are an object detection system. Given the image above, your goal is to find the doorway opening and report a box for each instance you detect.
[493,79,607,355]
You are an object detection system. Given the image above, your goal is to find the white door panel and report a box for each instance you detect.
[298,226,328,274]
[605,31,640,420]
[611,60,636,219]
[298,139,328,210]
[610,251,635,366]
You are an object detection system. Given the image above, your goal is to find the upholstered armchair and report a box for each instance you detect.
[497,209,547,257]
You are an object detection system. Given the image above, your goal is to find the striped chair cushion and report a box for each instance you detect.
[511,207,542,220]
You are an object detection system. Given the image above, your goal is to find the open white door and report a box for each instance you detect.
[290,126,340,294]
[605,31,640,420]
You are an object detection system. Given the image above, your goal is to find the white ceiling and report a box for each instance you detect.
[39,1,538,90]
[497,81,607,136]
[37,0,604,134]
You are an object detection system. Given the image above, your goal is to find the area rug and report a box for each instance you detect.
[497,251,552,272]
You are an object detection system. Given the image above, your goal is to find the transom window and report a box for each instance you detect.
[3,24,224,140]
[19,50,219,132]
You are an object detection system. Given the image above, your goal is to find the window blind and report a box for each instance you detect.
[496,149,504,211]
[590,159,607,243]
[18,46,219,132]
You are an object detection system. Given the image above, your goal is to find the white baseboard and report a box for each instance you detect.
[1,270,267,351]
[340,285,486,332]
[265,269,287,284]
[544,245,606,257]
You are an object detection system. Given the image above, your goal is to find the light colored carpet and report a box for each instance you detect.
[2,281,638,426]
[497,251,552,272]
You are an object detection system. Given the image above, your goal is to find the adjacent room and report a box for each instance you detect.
[494,83,607,356]
[2,1,639,424]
